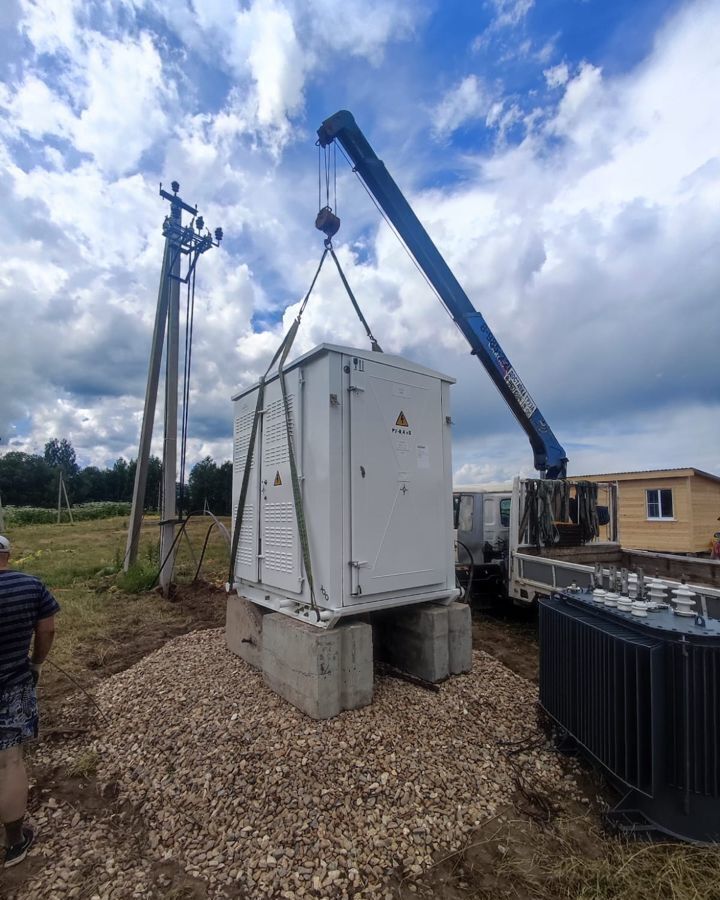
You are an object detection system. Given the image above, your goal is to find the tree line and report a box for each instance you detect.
[0,439,233,515]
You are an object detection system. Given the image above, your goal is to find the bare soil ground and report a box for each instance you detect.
[39,582,227,732]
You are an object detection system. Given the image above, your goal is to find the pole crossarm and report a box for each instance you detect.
[159,181,223,284]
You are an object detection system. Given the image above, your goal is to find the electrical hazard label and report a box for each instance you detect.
[392,409,412,436]
[273,471,282,486]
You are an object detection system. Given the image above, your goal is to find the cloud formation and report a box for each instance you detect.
[0,0,717,489]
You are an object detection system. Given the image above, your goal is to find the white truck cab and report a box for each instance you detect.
[453,485,512,566]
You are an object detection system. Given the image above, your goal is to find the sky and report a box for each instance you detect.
[0,0,718,485]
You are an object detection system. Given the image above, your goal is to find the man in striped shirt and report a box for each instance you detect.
[0,535,59,868]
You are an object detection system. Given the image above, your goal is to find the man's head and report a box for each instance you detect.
[0,535,10,568]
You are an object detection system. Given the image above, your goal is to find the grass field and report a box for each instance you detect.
[3,514,230,679]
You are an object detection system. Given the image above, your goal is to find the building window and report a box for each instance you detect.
[647,489,673,520]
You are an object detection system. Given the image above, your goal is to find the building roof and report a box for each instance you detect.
[572,467,720,485]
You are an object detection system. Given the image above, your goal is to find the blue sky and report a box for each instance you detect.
[0,0,718,484]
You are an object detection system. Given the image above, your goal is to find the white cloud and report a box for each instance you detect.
[1,0,718,487]
[3,23,174,177]
[0,74,74,140]
[490,0,534,29]
[71,32,173,176]
[432,75,490,138]
[300,0,415,64]
[544,62,569,88]
[231,0,307,153]
[124,0,416,154]
[18,0,83,56]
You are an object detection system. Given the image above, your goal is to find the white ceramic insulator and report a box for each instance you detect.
[616,598,633,612]
[627,574,638,599]
[604,592,620,607]
[592,589,607,603]
[631,601,649,617]
[647,580,667,605]
[671,585,696,617]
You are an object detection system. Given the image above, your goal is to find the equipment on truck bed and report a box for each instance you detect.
[317,110,568,479]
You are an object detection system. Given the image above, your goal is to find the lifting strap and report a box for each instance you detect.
[228,250,328,597]
[326,241,383,353]
[277,322,318,615]
[228,242,384,614]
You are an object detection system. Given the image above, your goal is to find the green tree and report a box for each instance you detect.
[188,457,232,514]
[110,458,131,501]
[44,438,79,477]
[0,452,56,506]
[217,461,232,515]
[188,457,218,512]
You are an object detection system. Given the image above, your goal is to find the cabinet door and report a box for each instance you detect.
[348,356,447,600]
[232,397,260,583]
[259,371,303,594]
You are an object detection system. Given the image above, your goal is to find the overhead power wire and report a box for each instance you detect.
[179,264,196,513]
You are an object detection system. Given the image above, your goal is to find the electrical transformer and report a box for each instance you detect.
[230,344,458,626]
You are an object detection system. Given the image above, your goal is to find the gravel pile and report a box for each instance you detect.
[13,628,581,899]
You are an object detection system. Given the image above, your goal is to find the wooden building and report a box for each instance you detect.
[574,468,720,554]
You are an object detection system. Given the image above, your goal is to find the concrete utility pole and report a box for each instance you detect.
[158,198,182,595]
[125,182,222,595]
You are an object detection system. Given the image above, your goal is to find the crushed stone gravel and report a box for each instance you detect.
[10,627,583,899]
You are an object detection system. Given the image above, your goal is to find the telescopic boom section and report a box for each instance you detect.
[317,110,568,479]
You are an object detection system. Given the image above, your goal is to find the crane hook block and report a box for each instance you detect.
[315,206,340,240]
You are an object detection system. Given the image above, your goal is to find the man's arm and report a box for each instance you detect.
[32,615,56,666]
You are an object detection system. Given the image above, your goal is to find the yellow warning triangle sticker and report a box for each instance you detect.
[395,411,409,427]
[274,470,282,486]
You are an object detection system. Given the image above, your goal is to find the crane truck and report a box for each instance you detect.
[317,110,720,616]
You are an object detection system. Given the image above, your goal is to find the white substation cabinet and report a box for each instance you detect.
[230,344,459,626]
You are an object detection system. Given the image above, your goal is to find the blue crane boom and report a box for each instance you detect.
[317,110,568,479]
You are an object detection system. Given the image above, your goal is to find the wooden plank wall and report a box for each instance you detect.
[579,473,720,553]
[615,476,692,552]
[690,476,720,552]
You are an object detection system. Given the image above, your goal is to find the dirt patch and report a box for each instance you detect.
[39,581,227,724]
[471,607,539,683]
[395,800,608,900]
[148,861,213,899]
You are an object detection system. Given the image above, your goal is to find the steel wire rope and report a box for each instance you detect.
[179,265,197,514]
[317,142,338,215]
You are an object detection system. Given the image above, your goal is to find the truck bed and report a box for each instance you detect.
[520,542,623,567]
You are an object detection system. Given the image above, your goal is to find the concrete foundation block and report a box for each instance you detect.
[261,615,373,719]
[340,622,374,711]
[448,601,473,674]
[225,594,269,670]
[375,603,450,683]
